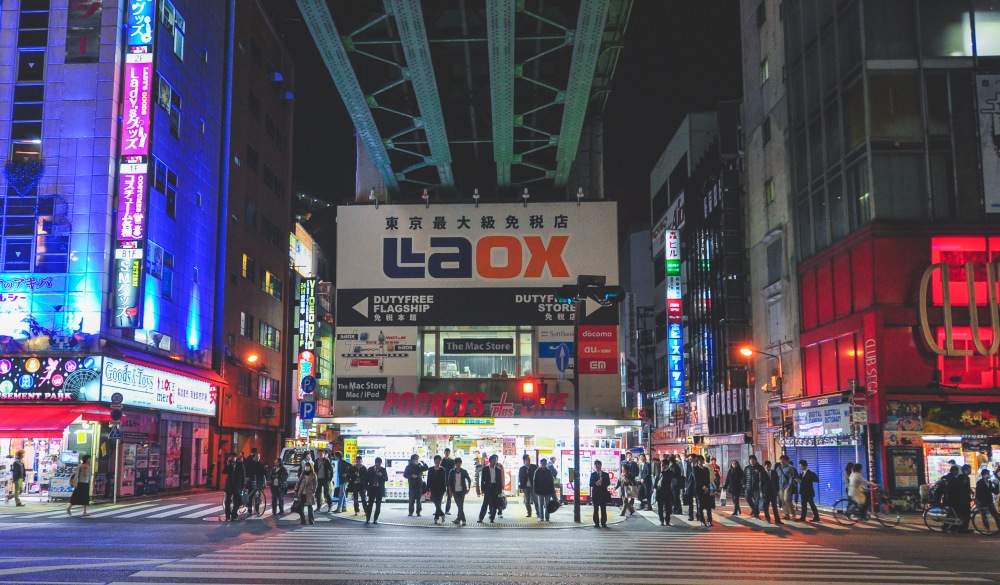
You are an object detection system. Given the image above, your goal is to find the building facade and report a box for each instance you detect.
[0,0,228,499]
[215,0,295,475]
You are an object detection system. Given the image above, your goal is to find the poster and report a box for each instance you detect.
[886,446,924,494]
[885,401,923,447]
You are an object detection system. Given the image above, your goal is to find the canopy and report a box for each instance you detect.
[0,404,84,438]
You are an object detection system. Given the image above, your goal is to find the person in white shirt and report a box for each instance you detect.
[448,457,472,525]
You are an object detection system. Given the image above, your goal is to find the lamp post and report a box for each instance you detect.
[740,346,784,452]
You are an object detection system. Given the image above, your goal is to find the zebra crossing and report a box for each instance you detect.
[0,497,339,523]
[634,509,925,531]
[100,525,988,584]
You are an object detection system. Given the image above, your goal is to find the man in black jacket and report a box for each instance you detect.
[244,453,267,515]
[364,457,388,524]
[589,460,611,528]
[533,459,556,522]
[478,454,504,523]
[404,454,428,516]
[669,456,684,514]
[654,456,676,525]
[744,455,763,518]
[797,459,820,522]
[637,454,652,510]
[427,455,448,524]
[441,448,456,515]
[313,451,334,512]
[222,454,246,521]
[761,460,782,525]
[350,455,367,516]
[684,455,697,520]
[518,454,538,518]
[448,457,472,525]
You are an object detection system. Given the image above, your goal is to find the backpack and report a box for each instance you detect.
[929,477,948,505]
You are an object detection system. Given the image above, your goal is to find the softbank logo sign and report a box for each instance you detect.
[383,236,570,279]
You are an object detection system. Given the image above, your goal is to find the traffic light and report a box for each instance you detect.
[519,377,539,408]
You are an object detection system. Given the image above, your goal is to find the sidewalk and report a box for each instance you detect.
[1,487,217,515]
[325,499,627,529]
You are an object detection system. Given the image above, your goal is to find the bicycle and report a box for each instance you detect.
[971,504,1000,535]
[833,486,901,528]
[245,481,265,518]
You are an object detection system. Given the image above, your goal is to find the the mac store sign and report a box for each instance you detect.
[100,358,217,416]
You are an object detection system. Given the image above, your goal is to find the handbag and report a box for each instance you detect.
[546,498,562,515]
[290,498,302,514]
[69,468,79,489]
[499,494,508,510]
[240,490,249,505]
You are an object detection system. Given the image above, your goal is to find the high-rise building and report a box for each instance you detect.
[214,0,295,478]
[0,0,228,498]
[742,0,1000,504]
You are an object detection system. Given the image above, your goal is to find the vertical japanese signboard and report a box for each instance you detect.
[111,0,156,328]
[665,230,684,404]
[297,278,317,397]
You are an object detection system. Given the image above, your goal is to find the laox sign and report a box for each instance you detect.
[919,262,1000,356]
[383,236,569,279]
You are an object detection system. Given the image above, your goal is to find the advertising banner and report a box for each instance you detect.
[978,75,1000,213]
[100,357,216,416]
[337,202,618,289]
[885,401,923,447]
[0,356,102,402]
[791,403,852,437]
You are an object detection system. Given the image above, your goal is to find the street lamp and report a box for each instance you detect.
[740,346,785,449]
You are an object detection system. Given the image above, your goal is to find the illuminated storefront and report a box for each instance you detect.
[323,202,633,500]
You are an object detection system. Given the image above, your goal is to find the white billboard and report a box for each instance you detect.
[336,202,618,289]
[978,75,1000,213]
[100,357,217,416]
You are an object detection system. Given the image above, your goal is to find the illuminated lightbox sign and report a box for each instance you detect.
[126,0,155,47]
[0,356,102,402]
[120,55,153,156]
[665,229,684,404]
[100,357,216,416]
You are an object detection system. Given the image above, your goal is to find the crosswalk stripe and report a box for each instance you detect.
[83,503,161,518]
[180,505,224,519]
[142,503,218,518]
[143,504,198,518]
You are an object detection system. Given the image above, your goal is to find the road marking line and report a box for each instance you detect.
[82,503,161,518]
[180,505,224,519]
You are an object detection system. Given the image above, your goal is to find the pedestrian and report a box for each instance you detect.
[427,455,448,524]
[723,460,744,515]
[404,454,428,516]
[333,451,350,512]
[683,454,697,521]
[744,455,763,518]
[844,462,854,497]
[518,454,538,517]
[589,460,611,528]
[794,460,819,522]
[533,459,555,522]
[654,456,676,525]
[441,448,456,515]
[314,451,334,512]
[617,467,637,515]
[776,455,799,520]
[448,457,472,526]
[6,449,26,506]
[478,454,504,523]
[694,455,714,527]
[246,452,266,515]
[221,453,245,521]
[948,464,973,533]
[268,456,288,515]
[66,455,93,517]
[761,460,782,525]
[364,457,388,524]
[847,463,877,521]
[975,468,1000,532]
[350,455,367,516]
[637,454,652,510]
[474,452,485,496]
[296,462,317,525]
[623,451,639,477]
[668,455,684,514]
[549,456,559,479]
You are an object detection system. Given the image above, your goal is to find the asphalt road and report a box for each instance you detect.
[1,491,997,584]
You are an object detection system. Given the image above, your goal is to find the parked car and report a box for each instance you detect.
[280,447,316,490]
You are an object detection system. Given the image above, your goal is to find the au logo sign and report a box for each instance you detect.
[918,262,1000,356]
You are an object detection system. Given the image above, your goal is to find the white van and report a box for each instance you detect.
[280,447,316,490]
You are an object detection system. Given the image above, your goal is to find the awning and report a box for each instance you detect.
[0,405,84,438]
[71,404,118,423]
[110,345,227,386]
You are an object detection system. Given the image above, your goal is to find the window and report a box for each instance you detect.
[258,376,279,402]
[258,321,280,351]
[764,178,775,205]
[157,77,182,137]
[160,0,185,60]
[250,38,262,67]
[421,328,533,379]
[17,50,44,82]
[240,311,254,338]
[759,57,769,86]
[151,157,178,219]
[766,238,782,285]
[242,254,256,280]
[248,91,261,120]
[260,217,284,250]
[162,267,173,300]
[264,114,286,151]
[17,9,48,47]
[244,199,257,227]
[757,0,767,27]
[263,166,284,200]
[260,270,282,300]
[238,369,252,396]
[246,144,258,173]
[762,116,772,145]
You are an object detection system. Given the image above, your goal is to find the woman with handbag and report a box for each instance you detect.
[296,462,318,525]
[66,455,92,517]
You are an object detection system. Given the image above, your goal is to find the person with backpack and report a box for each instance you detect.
[533,458,555,522]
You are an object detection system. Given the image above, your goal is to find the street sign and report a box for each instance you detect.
[555,344,571,373]
[301,375,317,395]
[852,406,868,424]
[110,408,124,422]
[110,392,124,405]
[108,426,122,440]
[638,409,648,419]
[299,399,316,420]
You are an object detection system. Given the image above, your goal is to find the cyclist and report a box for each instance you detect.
[222,453,246,521]
[245,452,267,515]
[975,468,1000,532]
[945,464,973,533]
[847,463,877,519]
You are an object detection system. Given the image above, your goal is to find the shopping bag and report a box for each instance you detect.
[720,493,727,506]
[547,499,562,515]
[290,498,302,514]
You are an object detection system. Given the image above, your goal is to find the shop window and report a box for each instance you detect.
[928,236,1000,306]
[241,254,256,281]
[422,328,531,379]
[518,332,533,376]
[869,74,922,139]
[258,321,279,351]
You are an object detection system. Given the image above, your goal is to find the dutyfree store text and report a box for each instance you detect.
[317,202,634,501]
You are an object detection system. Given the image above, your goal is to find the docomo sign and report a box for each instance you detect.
[579,326,617,375]
[918,262,1000,356]
[383,236,569,280]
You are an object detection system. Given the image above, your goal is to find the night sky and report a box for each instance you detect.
[262,1,742,231]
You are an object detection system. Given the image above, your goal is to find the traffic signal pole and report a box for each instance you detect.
[573,294,582,524]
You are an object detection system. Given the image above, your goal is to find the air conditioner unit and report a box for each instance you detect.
[261,406,276,418]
